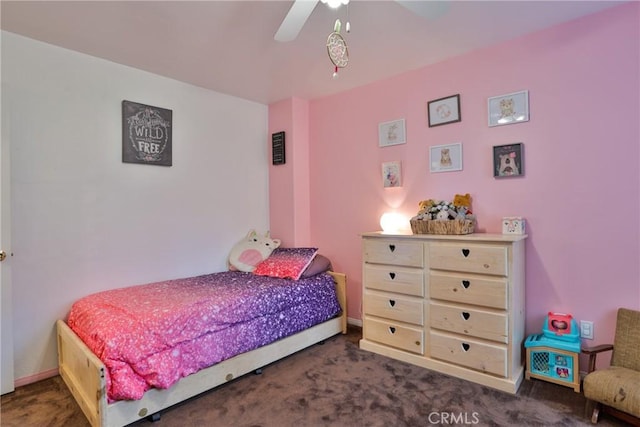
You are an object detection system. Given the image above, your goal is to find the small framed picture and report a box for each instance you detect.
[429,143,462,173]
[488,90,529,127]
[493,143,524,178]
[378,119,406,147]
[382,161,402,187]
[122,100,173,166]
[427,94,461,127]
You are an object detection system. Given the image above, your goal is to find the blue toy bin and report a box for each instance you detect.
[542,312,579,342]
[525,334,580,385]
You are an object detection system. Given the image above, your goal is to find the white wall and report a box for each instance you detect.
[1,31,270,381]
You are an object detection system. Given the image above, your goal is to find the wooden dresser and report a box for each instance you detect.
[361,231,527,393]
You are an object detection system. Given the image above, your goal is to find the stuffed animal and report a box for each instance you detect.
[418,199,436,214]
[228,230,281,272]
[453,193,472,210]
[436,209,450,220]
[455,206,469,220]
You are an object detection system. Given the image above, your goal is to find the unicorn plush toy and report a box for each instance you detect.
[228,230,281,272]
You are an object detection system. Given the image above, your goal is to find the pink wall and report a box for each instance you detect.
[269,98,312,246]
[270,3,639,351]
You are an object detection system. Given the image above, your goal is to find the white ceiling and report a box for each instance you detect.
[1,1,626,105]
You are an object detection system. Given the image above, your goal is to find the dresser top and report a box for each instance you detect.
[362,231,527,242]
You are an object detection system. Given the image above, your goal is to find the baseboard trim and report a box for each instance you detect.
[14,367,59,388]
[347,317,362,327]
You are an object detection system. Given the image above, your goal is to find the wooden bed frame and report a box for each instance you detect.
[56,271,347,427]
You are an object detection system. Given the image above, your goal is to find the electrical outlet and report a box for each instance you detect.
[580,320,594,340]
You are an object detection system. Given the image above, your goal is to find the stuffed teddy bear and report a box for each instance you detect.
[418,199,436,214]
[453,193,472,211]
[228,230,281,272]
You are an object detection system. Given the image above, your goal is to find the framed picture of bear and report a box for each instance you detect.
[488,90,529,127]
[429,142,462,173]
[493,143,524,178]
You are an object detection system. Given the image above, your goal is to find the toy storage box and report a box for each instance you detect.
[525,334,581,392]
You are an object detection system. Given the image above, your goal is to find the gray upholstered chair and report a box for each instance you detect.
[582,308,640,425]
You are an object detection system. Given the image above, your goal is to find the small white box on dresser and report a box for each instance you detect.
[502,217,526,234]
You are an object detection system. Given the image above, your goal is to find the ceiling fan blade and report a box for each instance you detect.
[395,0,450,20]
[274,0,320,42]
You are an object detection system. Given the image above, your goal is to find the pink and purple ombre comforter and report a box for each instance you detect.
[67,271,341,402]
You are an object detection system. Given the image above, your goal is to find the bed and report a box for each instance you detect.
[56,270,347,427]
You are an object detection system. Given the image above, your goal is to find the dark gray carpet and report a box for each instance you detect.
[0,328,627,427]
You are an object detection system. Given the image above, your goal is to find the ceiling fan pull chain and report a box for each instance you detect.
[346,2,350,33]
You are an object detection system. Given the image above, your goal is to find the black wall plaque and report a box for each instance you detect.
[272,131,285,165]
[122,100,172,166]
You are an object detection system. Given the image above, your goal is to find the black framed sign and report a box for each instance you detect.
[272,131,285,165]
[122,100,172,166]
[493,143,524,178]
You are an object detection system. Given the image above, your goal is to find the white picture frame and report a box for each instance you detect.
[382,161,402,187]
[378,119,406,147]
[429,143,462,173]
[488,90,529,127]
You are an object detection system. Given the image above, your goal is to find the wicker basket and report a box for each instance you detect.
[410,218,475,235]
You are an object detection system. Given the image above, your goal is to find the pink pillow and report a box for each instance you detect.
[253,247,318,280]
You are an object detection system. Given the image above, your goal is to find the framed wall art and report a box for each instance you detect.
[122,100,172,166]
[429,143,462,173]
[493,143,524,177]
[378,119,406,147]
[427,94,461,127]
[488,90,529,127]
[382,161,402,187]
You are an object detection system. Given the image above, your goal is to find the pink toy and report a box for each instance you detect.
[547,312,573,335]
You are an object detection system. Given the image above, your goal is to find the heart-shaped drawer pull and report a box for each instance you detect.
[389,244,396,252]
[461,343,470,352]
[461,248,470,257]
[388,299,396,307]
[389,272,396,280]
[462,280,470,289]
[389,327,396,334]
[461,312,470,321]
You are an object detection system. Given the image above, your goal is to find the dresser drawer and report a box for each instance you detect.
[363,239,424,268]
[429,243,507,276]
[429,331,507,377]
[429,302,508,343]
[429,271,507,309]
[364,317,424,355]
[364,290,424,325]
[364,265,424,297]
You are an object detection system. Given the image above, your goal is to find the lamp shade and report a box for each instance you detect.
[380,212,405,234]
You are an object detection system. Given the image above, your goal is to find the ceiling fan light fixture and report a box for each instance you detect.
[321,0,349,9]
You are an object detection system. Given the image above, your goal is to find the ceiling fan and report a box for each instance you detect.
[274,0,450,42]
